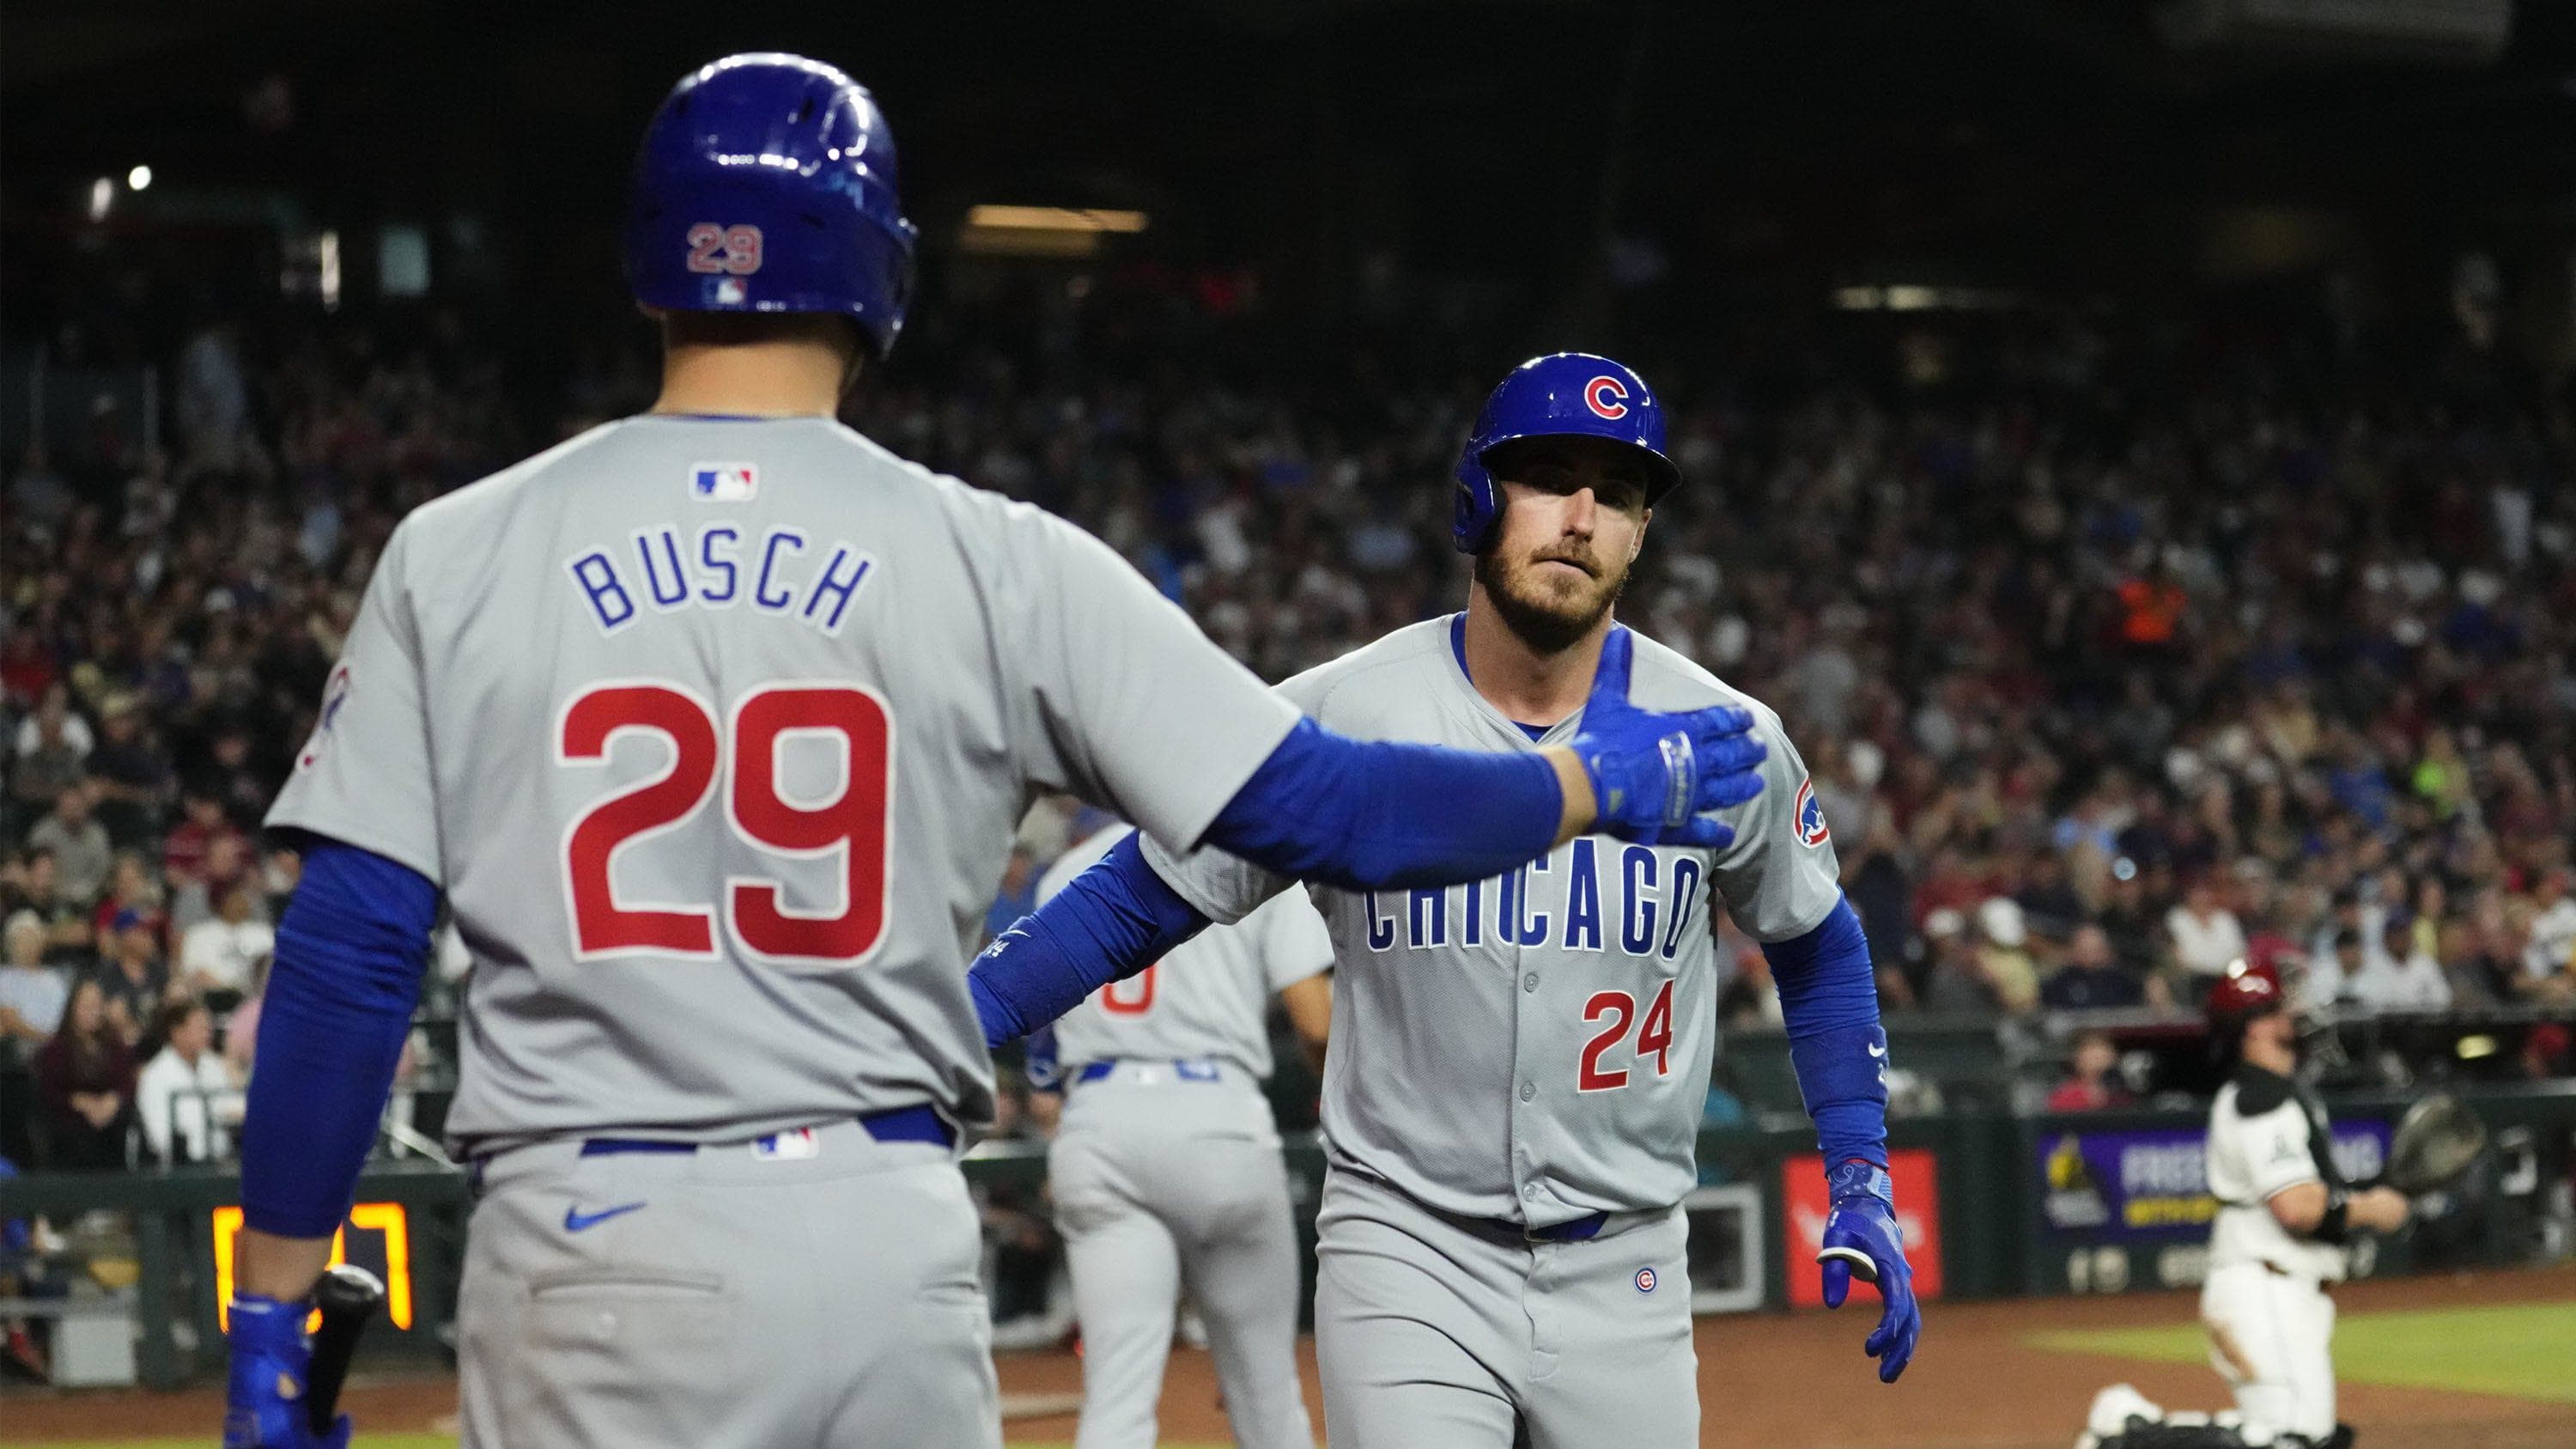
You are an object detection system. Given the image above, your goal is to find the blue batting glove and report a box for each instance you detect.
[1570,630,1766,849]
[1815,1160,1920,1384]
[224,1296,352,1449]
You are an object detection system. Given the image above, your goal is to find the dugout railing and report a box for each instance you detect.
[3,1079,2570,1389]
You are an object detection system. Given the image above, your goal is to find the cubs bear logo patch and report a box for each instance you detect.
[1794,776,1830,847]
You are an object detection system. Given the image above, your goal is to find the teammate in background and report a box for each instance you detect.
[2198,961,2408,1447]
[1030,817,1331,1449]
[974,354,1920,1447]
[216,56,1771,1449]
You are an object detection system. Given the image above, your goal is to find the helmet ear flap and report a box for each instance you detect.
[1452,457,1498,555]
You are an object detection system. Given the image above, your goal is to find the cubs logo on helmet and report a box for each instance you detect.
[1584,374,1631,419]
[1449,352,1685,554]
[1795,777,1830,847]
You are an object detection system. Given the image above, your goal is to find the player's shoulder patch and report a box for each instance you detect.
[296,663,355,771]
[1793,776,1831,847]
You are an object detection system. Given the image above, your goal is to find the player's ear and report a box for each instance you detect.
[1631,510,1649,561]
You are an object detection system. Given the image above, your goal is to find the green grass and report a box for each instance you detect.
[2027,1300,2576,1403]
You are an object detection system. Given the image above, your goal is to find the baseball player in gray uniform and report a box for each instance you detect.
[975,353,1923,1446]
[1030,820,1331,1449]
[216,58,1773,1449]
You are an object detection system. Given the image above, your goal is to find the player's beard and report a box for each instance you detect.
[1473,537,1631,656]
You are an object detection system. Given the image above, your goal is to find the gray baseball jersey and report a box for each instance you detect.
[1144,614,1839,1227]
[1036,823,1327,1449]
[1039,823,1333,1083]
[266,414,1299,1154]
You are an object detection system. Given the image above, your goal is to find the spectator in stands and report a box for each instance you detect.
[23,789,109,910]
[2521,867,2576,995]
[1918,909,2000,1015]
[2164,873,2249,995]
[222,951,270,1085]
[33,977,133,1170]
[2045,1031,2134,1111]
[177,874,272,1002]
[1976,898,2041,1014]
[160,787,245,895]
[89,908,177,1050]
[82,696,167,849]
[87,852,163,943]
[2040,924,2146,1011]
[169,831,255,937]
[2302,928,2364,1010]
[134,998,240,1165]
[0,850,87,959]
[2349,913,2453,1011]
[0,910,68,1059]
[7,690,87,820]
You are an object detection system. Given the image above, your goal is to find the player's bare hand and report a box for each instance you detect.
[1564,629,1765,848]
[2351,1184,2411,1233]
[1815,1160,1920,1384]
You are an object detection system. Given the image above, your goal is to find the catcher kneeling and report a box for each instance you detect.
[2087,960,2480,1449]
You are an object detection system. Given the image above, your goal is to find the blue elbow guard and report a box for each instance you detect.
[969,833,1206,1048]
[1765,898,1890,1168]
[239,841,436,1238]
[1206,716,1561,891]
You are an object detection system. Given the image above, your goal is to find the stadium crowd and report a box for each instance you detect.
[4,277,2575,1192]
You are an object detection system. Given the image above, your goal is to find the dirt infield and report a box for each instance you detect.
[6,1266,2567,1446]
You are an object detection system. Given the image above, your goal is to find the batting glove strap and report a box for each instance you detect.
[1826,1158,1895,1212]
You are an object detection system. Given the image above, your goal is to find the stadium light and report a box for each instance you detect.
[88,177,114,221]
[127,165,153,191]
[964,204,1149,234]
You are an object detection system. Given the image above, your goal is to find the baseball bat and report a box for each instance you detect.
[305,1263,386,1435]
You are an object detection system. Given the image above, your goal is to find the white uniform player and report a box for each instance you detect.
[1033,823,1330,1449]
[2194,963,2409,1449]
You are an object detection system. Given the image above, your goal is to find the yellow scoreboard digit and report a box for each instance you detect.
[211,1202,414,1333]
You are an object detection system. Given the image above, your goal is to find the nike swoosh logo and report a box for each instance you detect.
[563,1201,647,1233]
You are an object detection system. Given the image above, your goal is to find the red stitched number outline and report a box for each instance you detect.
[1577,980,1678,1092]
[1099,962,1160,1017]
[684,223,765,276]
[558,681,892,964]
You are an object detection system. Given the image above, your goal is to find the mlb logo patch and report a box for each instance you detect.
[714,277,748,305]
[1794,777,1831,848]
[754,1127,819,1160]
[692,463,757,502]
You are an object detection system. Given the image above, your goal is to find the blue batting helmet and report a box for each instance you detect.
[1452,352,1681,553]
[626,53,919,358]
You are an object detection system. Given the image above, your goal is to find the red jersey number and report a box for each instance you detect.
[559,681,893,965]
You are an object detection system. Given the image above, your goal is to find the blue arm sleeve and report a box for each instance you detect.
[1762,895,1889,1171]
[968,832,1207,1048]
[239,840,438,1238]
[1202,717,1562,892]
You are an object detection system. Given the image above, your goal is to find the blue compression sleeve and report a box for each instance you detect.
[1205,716,1562,892]
[239,841,438,1238]
[1763,896,1889,1170]
[969,832,1207,1048]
